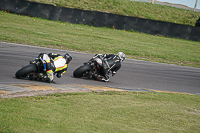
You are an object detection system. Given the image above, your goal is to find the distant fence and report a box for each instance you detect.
[0,0,200,42]
[131,0,200,11]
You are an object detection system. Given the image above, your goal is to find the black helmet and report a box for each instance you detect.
[63,53,72,64]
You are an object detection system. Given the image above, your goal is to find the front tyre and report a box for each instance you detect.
[73,64,91,78]
[15,64,37,79]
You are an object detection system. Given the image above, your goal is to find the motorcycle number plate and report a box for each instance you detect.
[95,58,102,66]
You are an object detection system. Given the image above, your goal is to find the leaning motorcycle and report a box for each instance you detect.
[73,56,111,80]
[15,58,52,82]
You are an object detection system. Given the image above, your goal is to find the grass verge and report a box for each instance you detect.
[1,11,200,67]
[28,0,200,26]
[0,91,200,133]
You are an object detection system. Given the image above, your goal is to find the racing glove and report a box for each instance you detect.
[56,73,62,78]
[112,71,116,76]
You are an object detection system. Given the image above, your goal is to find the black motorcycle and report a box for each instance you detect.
[15,58,52,82]
[73,56,113,81]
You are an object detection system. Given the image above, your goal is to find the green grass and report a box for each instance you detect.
[1,11,200,67]
[0,92,200,133]
[28,0,200,26]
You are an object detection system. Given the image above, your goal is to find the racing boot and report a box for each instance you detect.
[93,74,109,82]
[47,73,54,82]
[101,75,109,82]
[44,73,54,83]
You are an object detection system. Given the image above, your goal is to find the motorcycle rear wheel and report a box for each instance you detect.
[15,64,37,79]
[73,64,91,78]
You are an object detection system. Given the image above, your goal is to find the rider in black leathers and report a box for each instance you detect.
[92,52,125,82]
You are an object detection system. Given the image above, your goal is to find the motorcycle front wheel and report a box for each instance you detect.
[73,64,91,78]
[15,64,37,79]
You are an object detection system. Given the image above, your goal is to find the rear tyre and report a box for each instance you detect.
[15,64,37,79]
[73,64,91,78]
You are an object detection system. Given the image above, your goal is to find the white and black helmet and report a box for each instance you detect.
[117,52,125,61]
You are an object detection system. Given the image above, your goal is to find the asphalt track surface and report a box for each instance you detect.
[0,42,200,96]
